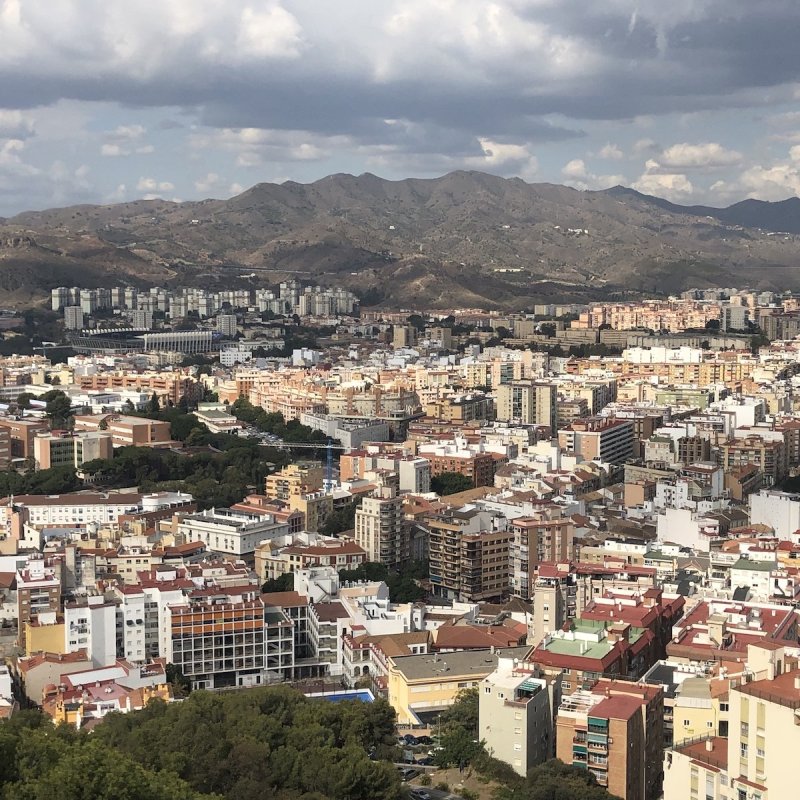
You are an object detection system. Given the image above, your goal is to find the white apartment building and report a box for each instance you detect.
[177,508,289,558]
[64,596,118,667]
[8,492,142,527]
[480,657,554,777]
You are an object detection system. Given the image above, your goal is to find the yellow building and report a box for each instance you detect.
[265,462,324,501]
[24,612,66,656]
[387,646,530,725]
[289,491,333,533]
[664,663,800,800]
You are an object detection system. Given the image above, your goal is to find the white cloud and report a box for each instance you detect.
[561,157,625,191]
[101,124,154,156]
[598,143,623,160]
[136,176,174,193]
[633,160,693,200]
[0,110,35,139]
[658,142,742,169]
[467,138,538,178]
[562,158,587,179]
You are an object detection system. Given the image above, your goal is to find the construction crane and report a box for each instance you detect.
[267,439,347,490]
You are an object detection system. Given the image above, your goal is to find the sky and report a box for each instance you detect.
[2,0,800,215]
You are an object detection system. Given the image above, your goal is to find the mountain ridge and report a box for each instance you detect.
[1,171,799,310]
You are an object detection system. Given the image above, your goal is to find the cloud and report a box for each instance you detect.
[597,143,624,160]
[0,110,35,140]
[561,157,625,191]
[136,176,174,193]
[658,142,742,169]
[710,146,800,202]
[101,124,154,156]
[632,160,693,200]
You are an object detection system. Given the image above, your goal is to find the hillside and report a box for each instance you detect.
[1,171,799,310]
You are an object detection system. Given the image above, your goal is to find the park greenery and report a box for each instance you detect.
[339,560,428,603]
[81,439,285,509]
[0,687,402,800]
[430,471,474,496]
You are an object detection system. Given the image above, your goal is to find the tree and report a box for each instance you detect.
[147,392,160,414]
[431,472,473,496]
[496,759,617,800]
[705,318,721,331]
[262,572,295,593]
[42,390,73,427]
[15,392,33,410]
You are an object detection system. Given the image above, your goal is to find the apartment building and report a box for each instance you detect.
[76,372,202,406]
[479,657,556,776]
[165,592,293,689]
[495,381,557,430]
[255,534,366,582]
[16,559,61,634]
[510,510,576,599]
[73,414,173,448]
[718,435,786,487]
[177,508,289,560]
[264,462,324,501]
[63,596,117,667]
[558,417,635,465]
[340,450,431,494]
[663,668,800,800]
[428,450,497,488]
[354,487,404,566]
[528,561,658,647]
[556,680,664,800]
[427,507,511,601]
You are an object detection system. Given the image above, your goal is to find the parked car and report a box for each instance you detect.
[403,734,418,745]
[416,757,433,766]
[399,768,419,782]
[410,791,431,800]
[415,735,433,745]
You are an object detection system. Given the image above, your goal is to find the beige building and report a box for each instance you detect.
[387,646,531,725]
[34,431,113,469]
[496,381,557,430]
[480,656,556,776]
[664,666,800,800]
[265,462,324,501]
[354,487,404,566]
[73,415,172,448]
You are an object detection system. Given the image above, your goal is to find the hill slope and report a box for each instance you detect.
[1,172,799,310]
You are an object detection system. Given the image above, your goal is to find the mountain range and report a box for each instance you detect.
[1,171,799,310]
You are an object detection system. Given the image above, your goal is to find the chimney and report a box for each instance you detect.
[705,739,713,753]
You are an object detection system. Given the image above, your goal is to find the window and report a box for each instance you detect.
[740,743,748,759]
[484,687,491,694]
[741,722,749,735]
[513,744,521,752]
[683,720,691,726]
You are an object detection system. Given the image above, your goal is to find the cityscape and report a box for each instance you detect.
[0,280,799,799]
[4,1,800,799]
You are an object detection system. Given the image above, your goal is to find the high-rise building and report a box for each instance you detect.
[480,656,556,776]
[556,680,664,800]
[217,314,238,337]
[354,487,404,566]
[79,289,97,314]
[496,381,557,430]
[64,306,84,330]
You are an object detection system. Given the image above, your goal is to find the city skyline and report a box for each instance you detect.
[1,2,800,214]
